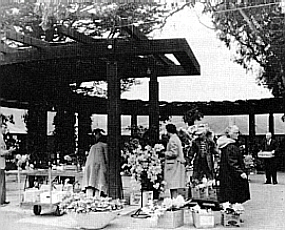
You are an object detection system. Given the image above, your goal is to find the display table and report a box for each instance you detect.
[6,169,83,215]
[5,169,83,187]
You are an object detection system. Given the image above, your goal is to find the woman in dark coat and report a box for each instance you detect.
[217,125,250,204]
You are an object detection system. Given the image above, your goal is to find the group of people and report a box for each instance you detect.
[164,124,250,205]
[0,119,280,207]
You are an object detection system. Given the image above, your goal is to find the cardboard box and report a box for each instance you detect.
[221,212,243,227]
[156,209,184,229]
[22,188,42,203]
[192,211,214,228]
[257,151,274,158]
[40,191,69,204]
[191,187,208,200]
[130,191,153,206]
[208,187,220,202]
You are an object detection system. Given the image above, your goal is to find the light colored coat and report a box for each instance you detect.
[82,142,108,194]
[0,134,7,169]
[164,134,186,189]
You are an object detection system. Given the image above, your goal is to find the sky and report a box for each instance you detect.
[121,4,273,102]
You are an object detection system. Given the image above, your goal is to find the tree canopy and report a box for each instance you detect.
[0,0,183,94]
[205,0,285,97]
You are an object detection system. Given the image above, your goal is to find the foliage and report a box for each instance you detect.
[0,113,14,124]
[0,1,185,95]
[182,107,204,126]
[204,1,285,97]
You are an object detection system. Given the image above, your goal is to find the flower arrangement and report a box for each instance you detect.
[59,192,124,214]
[221,202,245,215]
[125,143,165,193]
[15,154,30,169]
[141,195,187,218]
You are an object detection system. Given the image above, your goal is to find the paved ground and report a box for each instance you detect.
[1,172,285,230]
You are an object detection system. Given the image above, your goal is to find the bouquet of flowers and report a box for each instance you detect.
[126,143,165,193]
[221,202,245,215]
[15,154,30,169]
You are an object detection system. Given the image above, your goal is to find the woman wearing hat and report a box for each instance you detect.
[82,129,108,198]
[164,124,186,198]
[190,126,217,184]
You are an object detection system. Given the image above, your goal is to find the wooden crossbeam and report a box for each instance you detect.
[6,29,50,48]
[121,25,176,66]
[1,38,194,62]
[57,25,98,44]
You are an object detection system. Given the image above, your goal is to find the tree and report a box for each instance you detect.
[203,1,285,108]
[183,107,204,126]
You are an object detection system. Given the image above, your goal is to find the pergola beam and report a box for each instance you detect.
[0,39,200,75]
[5,29,50,48]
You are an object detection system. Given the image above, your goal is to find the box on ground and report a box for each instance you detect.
[22,188,42,203]
[192,211,215,228]
[176,188,190,201]
[208,186,220,202]
[156,209,184,229]
[191,187,208,200]
[40,191,69,204]
[221,212,243,227]
[130,190,153,206]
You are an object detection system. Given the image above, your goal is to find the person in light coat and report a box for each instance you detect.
[82,129,108,198]
[164,124,186,198]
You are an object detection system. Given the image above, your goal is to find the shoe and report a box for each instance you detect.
[264,182,271,184]
[3,201,10,205]
[273,182,278,185]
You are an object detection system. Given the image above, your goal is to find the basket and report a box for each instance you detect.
[70,211,118,229]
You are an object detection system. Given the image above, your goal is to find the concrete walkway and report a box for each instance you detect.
[1,172,285,230]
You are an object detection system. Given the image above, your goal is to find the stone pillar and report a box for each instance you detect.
[148,60,159,146]
[107,61,122,199]
[269,112,274,135]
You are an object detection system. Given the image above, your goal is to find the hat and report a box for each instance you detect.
[194,127,207,135]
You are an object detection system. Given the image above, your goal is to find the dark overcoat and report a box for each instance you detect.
[219,142,250,204]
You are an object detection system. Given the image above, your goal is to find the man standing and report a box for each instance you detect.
[262,132,279,185]
[0,122,16,205]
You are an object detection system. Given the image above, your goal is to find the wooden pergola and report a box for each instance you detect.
[0,26,200,198]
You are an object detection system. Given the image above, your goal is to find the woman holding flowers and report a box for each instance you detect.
[164,124,186,198]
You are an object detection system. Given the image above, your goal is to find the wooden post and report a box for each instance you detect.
[78,108,92,158]
[107,61,122,199]
[131,110,138,138]
[249,112,255,144]
[269,112,274,135]
[148,60,159,146]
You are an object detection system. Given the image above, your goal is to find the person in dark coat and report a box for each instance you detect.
[261,132,279,184]
[217,125,250,204]
[190,127,218,184]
